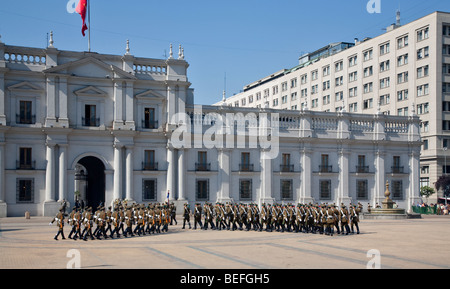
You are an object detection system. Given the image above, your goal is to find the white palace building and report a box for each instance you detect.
[0,33,421,217]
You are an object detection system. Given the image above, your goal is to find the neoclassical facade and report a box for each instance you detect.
[0,36,422,217]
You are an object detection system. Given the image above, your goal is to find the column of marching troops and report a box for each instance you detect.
[51,200,362,240]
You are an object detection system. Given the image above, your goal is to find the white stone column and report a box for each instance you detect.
[0,142,4,202]
[338,148,351,206]
[300,147,314,204]
[45,143,56,202]
[260,149,274,205]
[58,144,67,202]
[374,148,385,207]
[113,144,122,201]
[58,77,69,127]
[166,146,175,201]
[113,81,123,129]
[45,76,57,126]
[178,149,186,201]
[0,142,6,217]
[217,148,231,203]
[408,149,421,212]
[0,72,6,125]
[125,146,134,202]
[125,82,135,129]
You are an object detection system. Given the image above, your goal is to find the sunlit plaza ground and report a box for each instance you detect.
[0,214,449,269]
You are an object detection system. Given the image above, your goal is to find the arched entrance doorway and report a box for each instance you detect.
[76,156,105,210]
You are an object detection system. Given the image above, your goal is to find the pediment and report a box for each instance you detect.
[8,81,44,92]
[74,85,107,97]
[43,56,137,80]
[135,89,166,100]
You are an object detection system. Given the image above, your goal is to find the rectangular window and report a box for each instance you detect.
[19,100,34,124]
[379,94,390,105]
[349,55,357,67]
[417,27,429,41]
[363,98,373,110]
[196,151,210,171]
[397,54,408,67]
[281,153,293,172]
[281,180,293,200]
[397,72,408,84]
[363,49,373,61]
[356,180,368,199]
[380,60,390,72]
[143,150,157,170]
[417,84,429,97]
[84,104,98,127]
[380,77,390,89]
[391,180,403,200]
[320,180,331,200]
[143,107,157,129]
[335,61,343,72]
[240,152,253,171]
[17,179,34,203]
[417,46,429,60]
[357,155,368,173]
[19,147,33,169]
[320,154,332,173]
[380,42,390,55]
[397,35,409,49]
[196,179,209,201]
[239,179,252,200]
[142,179,157,201]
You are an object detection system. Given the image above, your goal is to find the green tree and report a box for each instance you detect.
[420,186,435,203]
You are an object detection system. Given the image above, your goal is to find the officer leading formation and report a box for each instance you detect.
[50,199,362,240]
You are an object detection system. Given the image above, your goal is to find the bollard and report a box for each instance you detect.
[25,211,30,219]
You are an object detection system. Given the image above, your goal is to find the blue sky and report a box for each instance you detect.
[0,0,450,105]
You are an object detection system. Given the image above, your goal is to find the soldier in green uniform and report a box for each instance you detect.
[50,208,65,240]
[182,203,191,229]
[349,204,361,234]
[193,203,203,230]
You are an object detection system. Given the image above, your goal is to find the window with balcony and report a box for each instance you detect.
[83,104,99,127]
[142,150,158,171]
[143,107,157,129]
[240,152,253,172]
[17,100,35,124]
[320,154,332,173]
[18,147,34,170]
[280,153,293,172]
[196,151,210,171]
[356,155,369,173]
[392,156,404,174]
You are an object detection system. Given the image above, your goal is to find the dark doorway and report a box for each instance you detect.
[78,156,105,210]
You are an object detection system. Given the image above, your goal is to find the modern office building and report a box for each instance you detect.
[218,11,450,203]
[0,33,421,217]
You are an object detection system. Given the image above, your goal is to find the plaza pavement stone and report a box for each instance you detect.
[0,215,449,269]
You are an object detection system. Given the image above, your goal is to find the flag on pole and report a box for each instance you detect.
[166,190,170,203]
[75,0,88,37]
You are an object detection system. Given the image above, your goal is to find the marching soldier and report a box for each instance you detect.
[339,204,351,235]
[82,207,95,241]
[349,204,361,234]
[193,203,203,230]
[182,203,191,229]
[50,208,65,240]
[124,205,134,237]
[67,207,78,239]
[170,203,177,225]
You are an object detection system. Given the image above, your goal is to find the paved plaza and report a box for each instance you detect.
[0,214,449,269]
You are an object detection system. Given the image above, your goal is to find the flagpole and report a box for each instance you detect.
[88,0,91,52]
